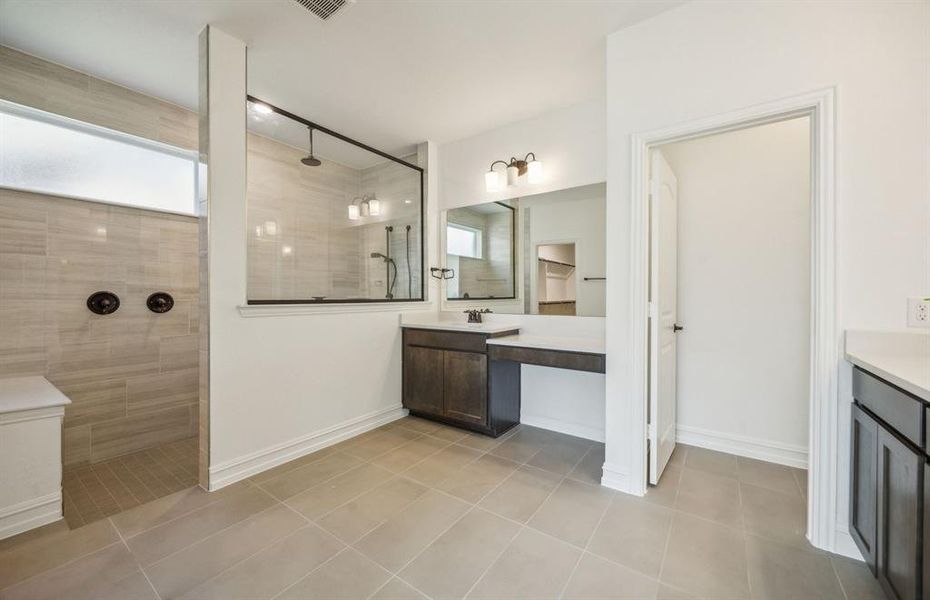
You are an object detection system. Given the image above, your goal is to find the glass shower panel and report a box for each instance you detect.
[245,99,424,303]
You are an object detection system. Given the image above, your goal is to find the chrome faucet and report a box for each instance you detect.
[464,308,493,324]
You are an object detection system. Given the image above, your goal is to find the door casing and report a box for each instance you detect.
[620,88,837,555]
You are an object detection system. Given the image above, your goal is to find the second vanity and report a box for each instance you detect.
[400,315,605,437]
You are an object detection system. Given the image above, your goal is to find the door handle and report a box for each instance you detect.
[673,324,684,332]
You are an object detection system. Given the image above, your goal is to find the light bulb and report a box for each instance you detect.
[527,160,544,184]
[485,170,501,193]
[368,199,381,216]
[506,164,519,186]
[348,204,360,220]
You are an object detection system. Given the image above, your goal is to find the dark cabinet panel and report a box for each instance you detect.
[876,427,922,600]
[403,345,444,416]
[854,368,924,448]
[851,404,879,572]
[442,351,488,426]
[925,461,929,600]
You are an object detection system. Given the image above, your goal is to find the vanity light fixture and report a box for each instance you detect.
[485,153,543,192]
[348,194,380,220]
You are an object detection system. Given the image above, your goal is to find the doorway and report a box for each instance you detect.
[627,88,837,552]
[648,116,812,485]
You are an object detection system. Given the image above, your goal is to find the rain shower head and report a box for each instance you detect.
[301,127,322,167]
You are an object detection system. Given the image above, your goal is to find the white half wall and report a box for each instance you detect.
[661,118,811,464]
[605,0,930,556]
[201,29,439,489]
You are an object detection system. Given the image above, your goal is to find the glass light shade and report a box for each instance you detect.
[506,164,519,186]
[348,204,360,220]
[360,201,370,217]
[263,220,277,236]
[527,160,544,184]
[368,198,381,216]
[485,170,501,193]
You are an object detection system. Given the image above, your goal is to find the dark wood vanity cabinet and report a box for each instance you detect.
[851,404,879,571]
[402,327,519,436]
[849,367,926,600]
[876,427,923,600]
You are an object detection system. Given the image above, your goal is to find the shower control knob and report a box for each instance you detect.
[87,291,120,315]
[146,292,174,313]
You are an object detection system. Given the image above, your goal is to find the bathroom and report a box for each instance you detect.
[0,2,927,599]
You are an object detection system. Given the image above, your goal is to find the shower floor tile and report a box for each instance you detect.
[62,437,199,528]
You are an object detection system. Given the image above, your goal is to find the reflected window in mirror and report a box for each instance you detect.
[441,183,605,316]
[445,202,516,300]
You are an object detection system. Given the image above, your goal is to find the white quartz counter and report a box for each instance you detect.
[0,377,71,415]
[399,315,520,335]
[845,330,930,402]
[487,334,606,355]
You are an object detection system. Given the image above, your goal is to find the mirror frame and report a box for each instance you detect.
[443,201,517,302]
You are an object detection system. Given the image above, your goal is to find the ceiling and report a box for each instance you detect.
[0,0,679,157]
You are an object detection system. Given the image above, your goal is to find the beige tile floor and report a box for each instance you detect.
[62,437,199,528]
[0,417,883,600]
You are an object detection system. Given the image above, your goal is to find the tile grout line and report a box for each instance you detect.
[461,440,592,599]
[352,425,579,598]
[110,516,163,600]
[268,545,356,600]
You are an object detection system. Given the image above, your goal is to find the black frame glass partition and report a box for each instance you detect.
[245,95,425,305]
[445,201,517,301]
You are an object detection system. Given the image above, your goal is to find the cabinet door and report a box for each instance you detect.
[876,426,922,600]
[850,404,879,572]
[924,461,929,600]
[442,350,487,426]
[403,346,443,416]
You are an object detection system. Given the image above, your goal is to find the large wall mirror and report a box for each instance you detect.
[443,182,605,317]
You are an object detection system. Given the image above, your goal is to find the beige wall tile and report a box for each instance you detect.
[90,406,192,462]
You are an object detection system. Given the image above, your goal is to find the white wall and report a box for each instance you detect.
[661,118,811,463]
[605,1,930,556]
[202,29,441,488]
[439,98,606,209]
[438,103,608,442]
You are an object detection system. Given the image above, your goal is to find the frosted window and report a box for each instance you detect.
[0,102,197,215]
[447,224,482,259]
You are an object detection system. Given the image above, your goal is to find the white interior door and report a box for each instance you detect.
[648,149,679,485]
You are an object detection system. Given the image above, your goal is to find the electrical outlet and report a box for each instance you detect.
[907,296,930,328]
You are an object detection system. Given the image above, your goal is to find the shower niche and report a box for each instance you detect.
[245,97,424,304]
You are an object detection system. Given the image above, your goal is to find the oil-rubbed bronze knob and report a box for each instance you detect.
[87,291,120,315]
[146,292,174,313]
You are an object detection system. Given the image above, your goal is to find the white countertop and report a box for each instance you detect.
[845,330,930,402]
[399,315,520,335]
[0,377,72,415]
[487,334,606,355]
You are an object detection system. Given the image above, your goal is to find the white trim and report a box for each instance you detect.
[0,492,62,541]
[676,424,808,469]
[237,302,436,318]
[600,461,635,493]
[520,414,604,443]
[832,526,866,562]
[208,405,407,490]
[628,88,837,551]
[0,407,64,426]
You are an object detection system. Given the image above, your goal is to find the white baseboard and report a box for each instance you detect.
[676,424,808,469]
[601,461,645,496]
[209,405,407,491]
[0,492,62,541]
[831,525,865,562]
[520,414,604,443]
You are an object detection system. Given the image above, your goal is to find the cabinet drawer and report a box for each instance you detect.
[853,368,923,449]
[404,328,488,353]
[489,345,606,374]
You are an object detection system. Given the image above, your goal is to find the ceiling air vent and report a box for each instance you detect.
[293,0,349,21]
